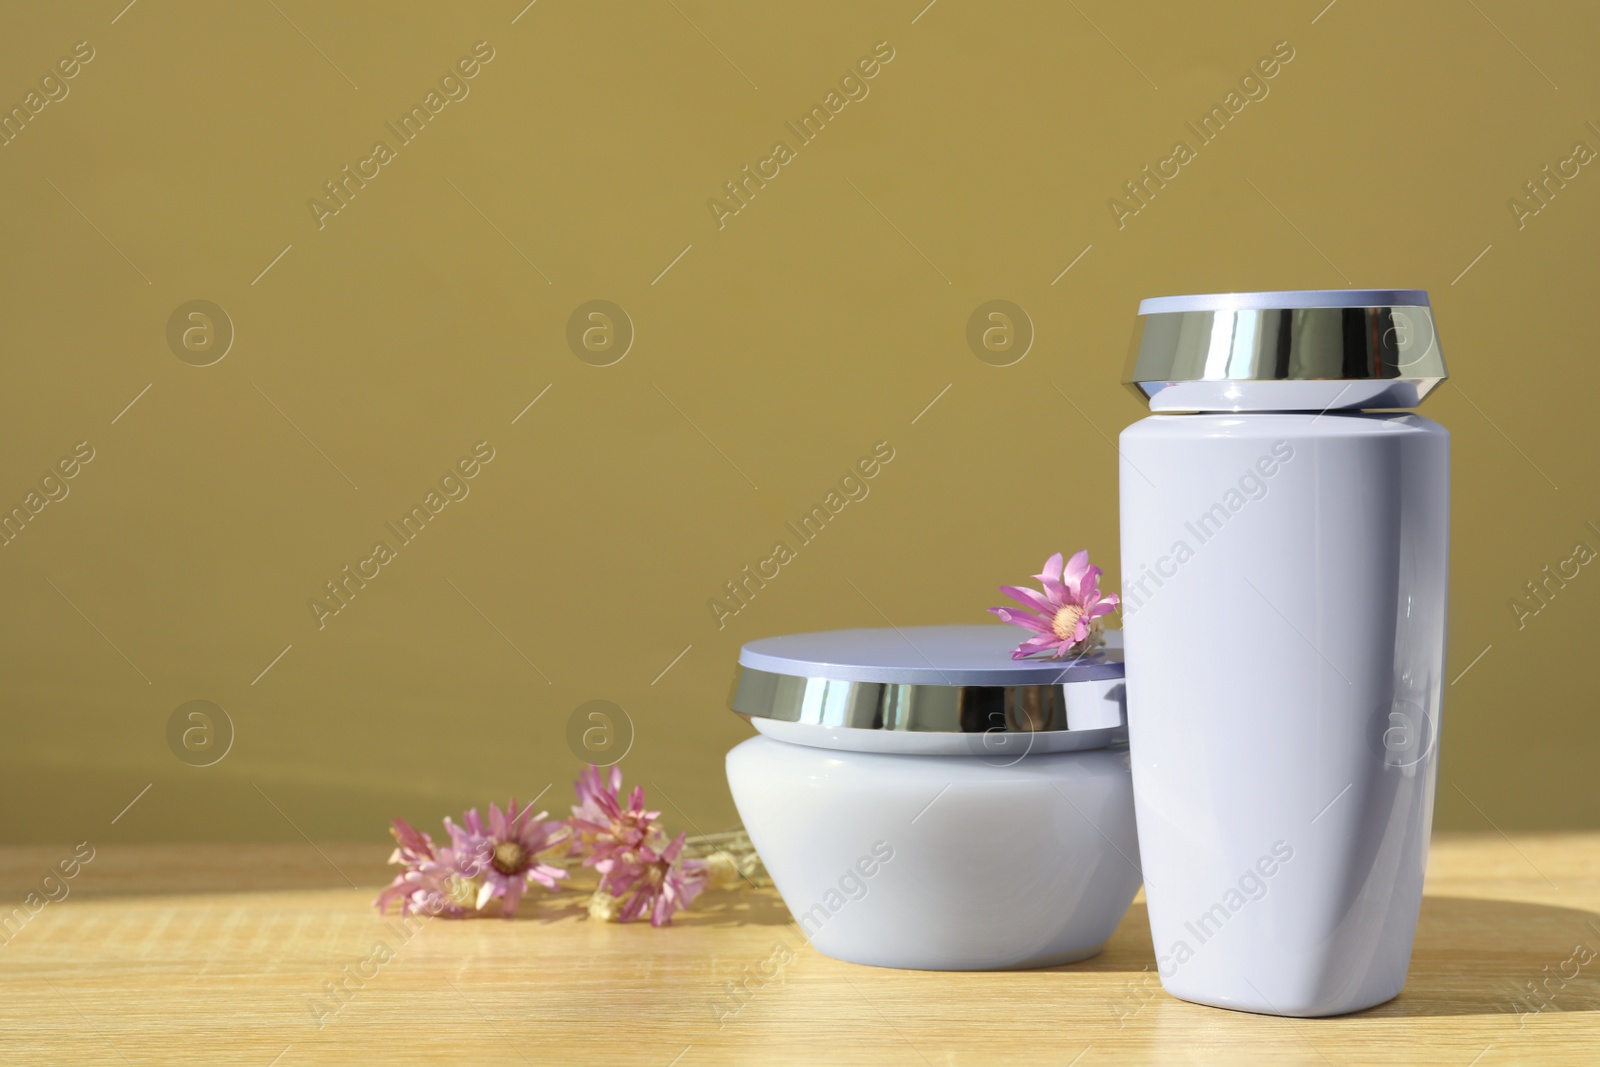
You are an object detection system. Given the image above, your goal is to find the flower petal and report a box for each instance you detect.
[501,877,525,918]
[1071,565,1099,603]
[1061,549,1090,590]
[998,585,1058,615]
[1011,633,1064,659]
[389,818,433,859]
[990,606,1051,633]
[529,863,567,890]
[618,889,648,923]
[1033,553,1067,599]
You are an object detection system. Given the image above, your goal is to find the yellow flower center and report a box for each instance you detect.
[1051,604,1085,642]
[491,841,527,875]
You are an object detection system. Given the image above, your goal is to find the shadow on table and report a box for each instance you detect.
[632,886,796,928]
[492,884,790,927]
[1370,895,1600,1019]
[1064,896,1600,1020]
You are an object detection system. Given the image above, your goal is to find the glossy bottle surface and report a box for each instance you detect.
[1118,412,1449,1016]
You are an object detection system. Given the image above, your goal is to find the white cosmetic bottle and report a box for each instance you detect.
[1117,290,1449,1017]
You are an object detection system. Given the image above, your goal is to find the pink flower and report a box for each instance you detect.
[989,550,1120,660]
[573,764,620,814]
[567,766,662,869]
[374,818,476,918]
[376,768,719,925]
[598,832,709,927]
[444,798,568,917]
[566,767,710,926]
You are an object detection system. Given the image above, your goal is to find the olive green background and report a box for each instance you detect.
[1,1,1595,846]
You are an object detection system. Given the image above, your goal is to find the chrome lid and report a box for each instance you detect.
[730,625,1126,757]
[1125,289,1446,413]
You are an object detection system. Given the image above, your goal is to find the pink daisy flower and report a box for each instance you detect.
[376,769,718,926]
[445,798,568,917]
[599,831,709,927]
[567,766,661,869]
[989,550,1120,660]
[373,818,476,918]
[565,767,710,926]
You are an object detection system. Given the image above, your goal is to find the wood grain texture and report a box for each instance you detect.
[0,833,1597,1065]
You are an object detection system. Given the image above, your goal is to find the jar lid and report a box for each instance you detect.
[1125,289,1446,413]
[730,625,1126,756]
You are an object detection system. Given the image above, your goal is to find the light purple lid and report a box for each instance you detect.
[1138,289,1430,315]
[737,624,1124,686]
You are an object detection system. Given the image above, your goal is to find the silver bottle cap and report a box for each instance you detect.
[1125,289,1446,412]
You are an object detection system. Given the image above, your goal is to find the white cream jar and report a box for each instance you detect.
[726,625,1141,971]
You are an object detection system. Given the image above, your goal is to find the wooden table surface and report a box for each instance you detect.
[1,832,1597,1065]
